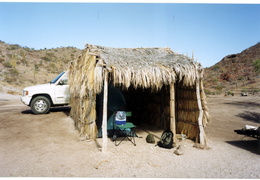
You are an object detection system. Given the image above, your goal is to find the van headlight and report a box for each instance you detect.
[22,90,29,96]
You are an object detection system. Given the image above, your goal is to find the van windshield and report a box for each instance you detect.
[50,72,65,84]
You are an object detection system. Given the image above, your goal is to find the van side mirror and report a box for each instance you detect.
[59,80,64,85]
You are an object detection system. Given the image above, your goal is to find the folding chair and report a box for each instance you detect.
[112,111,136,146]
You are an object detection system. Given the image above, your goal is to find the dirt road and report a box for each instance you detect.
[0,93,259,178]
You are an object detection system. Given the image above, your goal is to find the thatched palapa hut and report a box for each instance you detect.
[68,44,210,151]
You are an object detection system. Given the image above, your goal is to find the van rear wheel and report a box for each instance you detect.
[31,96,51,114]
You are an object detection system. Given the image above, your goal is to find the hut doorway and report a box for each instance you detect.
[120,85,171,130]
[96,84,173,136]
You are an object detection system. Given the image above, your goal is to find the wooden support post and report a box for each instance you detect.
[170,83,177,143]
[196,77,205,146]
[102,70,108,153]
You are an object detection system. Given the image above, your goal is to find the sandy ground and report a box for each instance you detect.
[0,93,259,178]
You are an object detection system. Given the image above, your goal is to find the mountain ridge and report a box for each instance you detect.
[204,42,260,95]
[0,40,82,94]
[0,40,259,95]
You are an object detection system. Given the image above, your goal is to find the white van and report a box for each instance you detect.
[21,71,70,114]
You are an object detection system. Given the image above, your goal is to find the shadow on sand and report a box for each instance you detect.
[236,111,260,123]
[21,107,71,116]
[226,140,260,155]
[224,100,260,108]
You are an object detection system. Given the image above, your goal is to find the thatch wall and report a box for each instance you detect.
[68,44,210,142]
[68,52,98,139]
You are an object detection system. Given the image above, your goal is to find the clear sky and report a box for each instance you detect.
[0,2,259,67]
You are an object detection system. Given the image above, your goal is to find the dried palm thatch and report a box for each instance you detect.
[68,44,210,143]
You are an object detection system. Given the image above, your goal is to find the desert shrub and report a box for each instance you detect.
[34,64,39,71]
[7,54,12,58]
[9,68,19,76]
[237,76,244,81]
[0,57,5,63]
[41,52,56,62]
[4,68,19,83]
[214,84,225,94]
[7,44,21,50]
[206,78,218,85]
[212,65,220,71]
[47,63,58,73]
[215,84,224,91]
[9,54,17,68]
[230,81,237,85]
[253,59,260,73]
[20,50,28,66]
[252,89,260,94]
[23,46,34,52]
[41,55,52,62]
[204,89,211,95]
[211,91,221,95]
[212,78,219,84]
[241,89,248,93]
[63,58,70,64]
[226,91,234,96]
[3,61,12,68]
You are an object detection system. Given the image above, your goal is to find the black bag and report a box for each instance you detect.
[157,130,173,149]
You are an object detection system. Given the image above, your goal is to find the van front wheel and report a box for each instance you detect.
[31,96,51,114]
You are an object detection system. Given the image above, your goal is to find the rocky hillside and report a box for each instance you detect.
[0,40,82,94]
[204,42,260,95]
[1,40,259,96]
